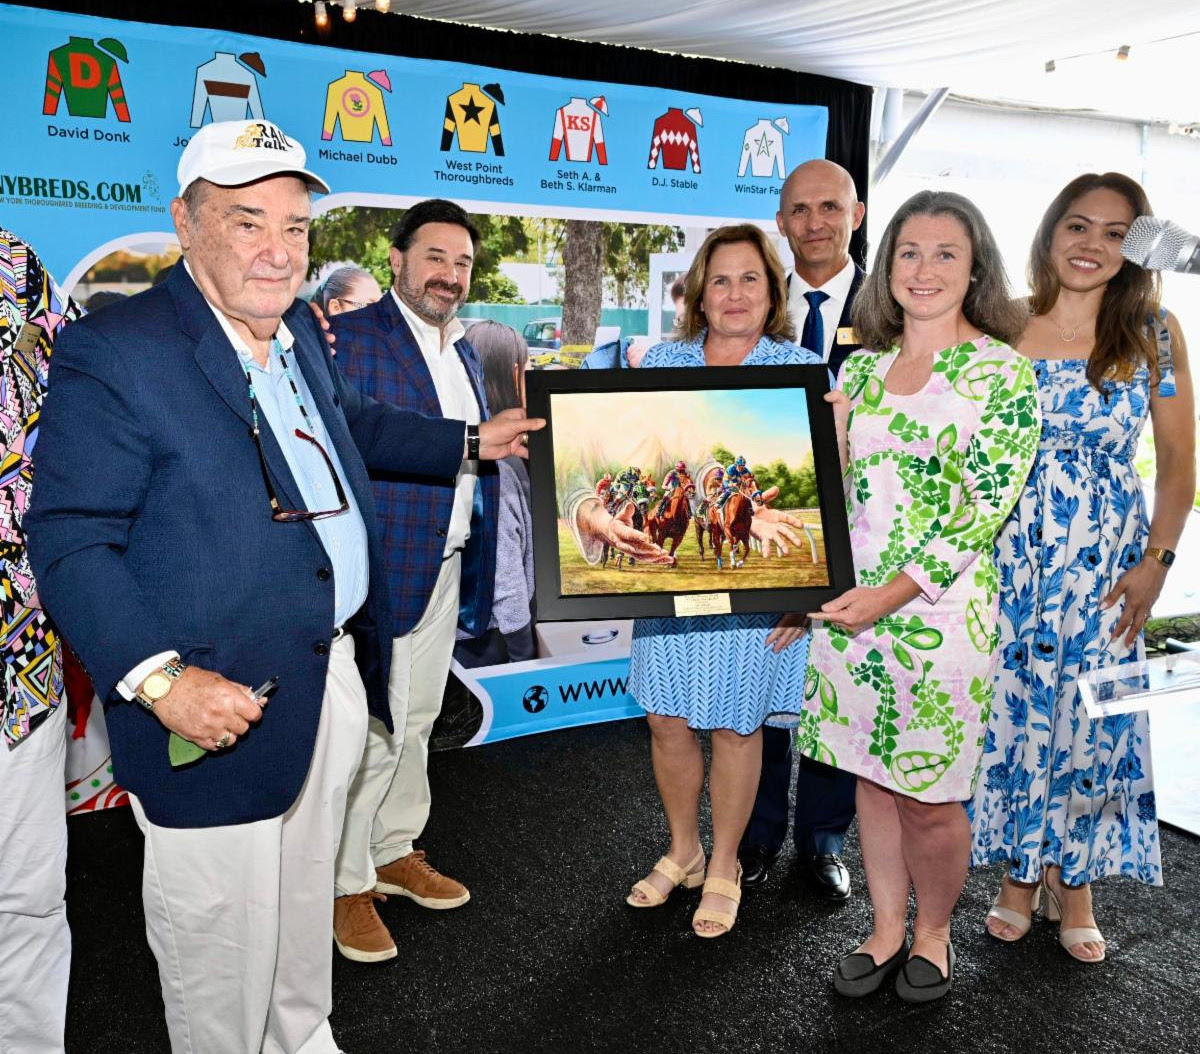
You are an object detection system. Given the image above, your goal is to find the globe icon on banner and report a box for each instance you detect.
[522,685,548,713]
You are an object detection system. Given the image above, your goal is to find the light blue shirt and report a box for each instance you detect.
[117,279,370,700]
[240,332,370,629]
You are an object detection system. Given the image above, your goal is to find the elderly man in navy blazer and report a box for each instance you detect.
[25,122,538,1054]
[329,199,500,962]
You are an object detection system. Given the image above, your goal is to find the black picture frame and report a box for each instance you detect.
[526,365,855,621]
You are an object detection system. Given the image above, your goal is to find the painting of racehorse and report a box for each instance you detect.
[536,367,847,606]
[527,365,854,620]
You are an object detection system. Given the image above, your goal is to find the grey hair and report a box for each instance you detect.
[316,266,376,312]
[181,178,211,219]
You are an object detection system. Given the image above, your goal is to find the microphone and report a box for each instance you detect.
[1121,216,1200,274]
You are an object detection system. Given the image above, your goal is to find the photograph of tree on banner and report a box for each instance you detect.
[307,203,683,365]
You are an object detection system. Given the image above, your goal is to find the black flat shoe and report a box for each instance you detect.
[832,941,908,997]
[894,942,956,1003]
[805,853,851,901]
[737,844,776,889]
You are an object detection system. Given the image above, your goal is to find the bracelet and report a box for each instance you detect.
[465,423,480,460]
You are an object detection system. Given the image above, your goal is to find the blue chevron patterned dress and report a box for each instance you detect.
[627,333,821,734]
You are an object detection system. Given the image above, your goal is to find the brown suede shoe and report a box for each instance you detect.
[333,891,397,963]
[375,850,471,909]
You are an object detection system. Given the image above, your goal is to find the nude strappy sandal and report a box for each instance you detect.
[692,864,742,938]
[1042,873,1106,963]
[985,881,1042,941]
[626,850,706,908]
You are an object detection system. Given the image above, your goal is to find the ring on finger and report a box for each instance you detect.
[214,733,231,750]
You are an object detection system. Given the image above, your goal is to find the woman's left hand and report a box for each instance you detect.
[809,578,918,635]
[765,613,810,653]
[1103,559,1169,647]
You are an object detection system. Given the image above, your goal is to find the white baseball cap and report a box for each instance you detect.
[177,119,330,197]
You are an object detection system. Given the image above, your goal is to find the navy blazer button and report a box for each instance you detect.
[317,567,332,581]
[313,641,330,656]
[436,527,447,537]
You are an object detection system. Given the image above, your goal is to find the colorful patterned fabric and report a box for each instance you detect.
[969,315,1176,887]
[1,227,83,745]
[628,332,821,735]
[799,338,1040,801]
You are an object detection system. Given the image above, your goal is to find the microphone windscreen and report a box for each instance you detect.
[1122,216,1191,269]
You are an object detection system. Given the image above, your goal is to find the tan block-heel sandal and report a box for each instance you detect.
[1042,873,1106,963]
[692,864,743,938]
[985,880,1042,941]
[626,850,706,908]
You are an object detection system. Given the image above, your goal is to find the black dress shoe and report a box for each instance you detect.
[805,853,851,901]
[895,942,956,1003]
[737,844,776,888]
[833,941,908,997]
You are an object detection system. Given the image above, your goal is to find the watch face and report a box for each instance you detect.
[143,672,173,700]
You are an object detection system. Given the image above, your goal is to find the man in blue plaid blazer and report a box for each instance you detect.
[330,199,499,962]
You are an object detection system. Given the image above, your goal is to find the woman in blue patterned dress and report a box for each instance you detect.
[622,225,818,937]
[970,173,1195,962]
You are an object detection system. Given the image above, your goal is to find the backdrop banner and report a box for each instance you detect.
[0,3,870,807]
[4,2,829,286]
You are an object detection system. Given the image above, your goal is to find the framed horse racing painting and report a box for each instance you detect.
[526,364,855,621]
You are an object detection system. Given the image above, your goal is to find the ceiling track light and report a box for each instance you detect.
[1117,44,1131,61]
[342,0,357,21]
[1044,59,1055,73]
[375,0,392,11]
[314,1,329,27]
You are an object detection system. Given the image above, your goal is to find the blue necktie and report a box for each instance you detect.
[800,290,829,358]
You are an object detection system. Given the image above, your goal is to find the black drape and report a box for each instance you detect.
[33,0,873,256]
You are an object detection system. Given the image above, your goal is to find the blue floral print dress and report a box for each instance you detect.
[969,313,1176,887]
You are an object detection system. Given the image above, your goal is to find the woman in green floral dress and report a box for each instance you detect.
[799,191,1040,1001]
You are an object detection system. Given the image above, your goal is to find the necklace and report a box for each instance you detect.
[1045,313,1088,343]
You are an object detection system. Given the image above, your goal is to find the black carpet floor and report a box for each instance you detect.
[65,719,1200,1054]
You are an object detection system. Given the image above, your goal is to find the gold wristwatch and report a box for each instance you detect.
[1145,547,1176,569]
[136,657,187,711]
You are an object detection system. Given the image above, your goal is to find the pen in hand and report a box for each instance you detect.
[168,675,280,768]
[250,676,280,705]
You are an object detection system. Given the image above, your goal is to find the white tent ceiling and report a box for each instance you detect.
[357,0,1200,124]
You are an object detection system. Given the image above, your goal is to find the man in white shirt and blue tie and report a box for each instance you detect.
[740,158,866,900]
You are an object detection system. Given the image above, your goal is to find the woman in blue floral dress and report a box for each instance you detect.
[970,173,1196,963]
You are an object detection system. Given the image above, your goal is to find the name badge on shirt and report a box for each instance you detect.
[836,327,858,346]
[15,321,46,355]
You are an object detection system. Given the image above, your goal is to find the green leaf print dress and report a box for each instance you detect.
[799,337,1040,802]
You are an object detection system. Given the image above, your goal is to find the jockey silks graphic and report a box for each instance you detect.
[43,35,131,122]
